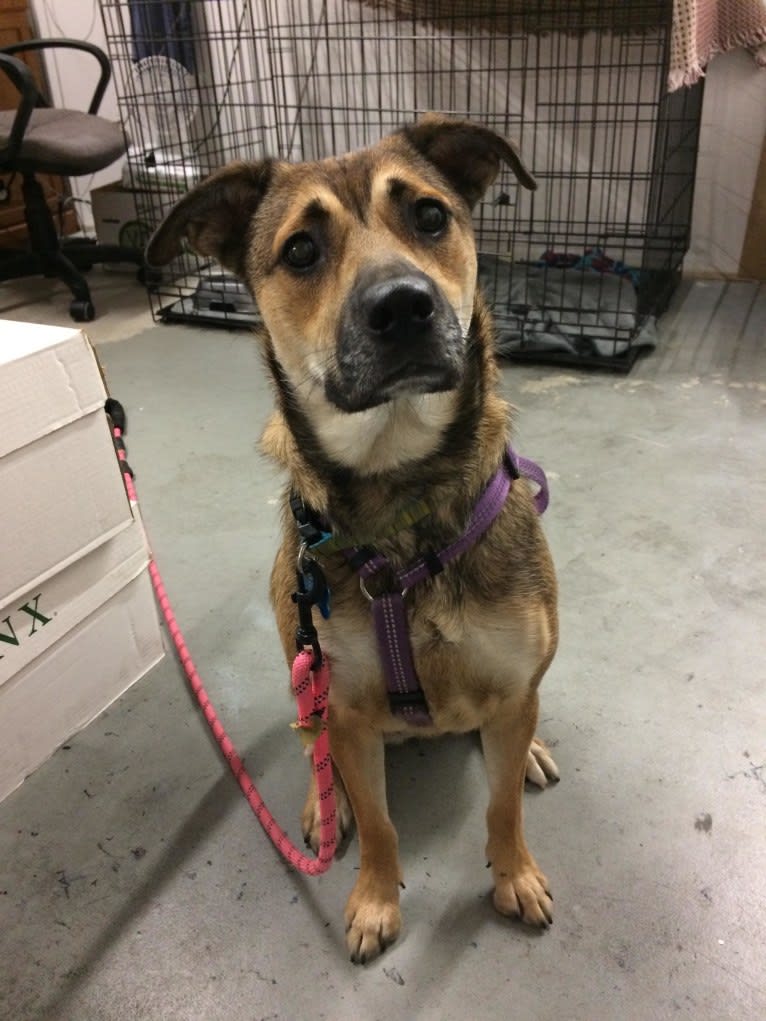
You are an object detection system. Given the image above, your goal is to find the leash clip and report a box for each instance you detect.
[293,543,326,670]
[290,494,331,548]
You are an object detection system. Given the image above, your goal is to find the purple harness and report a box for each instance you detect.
[291,445,549,727]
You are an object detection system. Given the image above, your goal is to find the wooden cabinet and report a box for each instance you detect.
[741,134,766,281]
[0,0,77,248]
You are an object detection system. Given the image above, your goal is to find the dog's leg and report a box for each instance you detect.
[481,692,553,927]
[329,705,402,964]
[301,764,354,855]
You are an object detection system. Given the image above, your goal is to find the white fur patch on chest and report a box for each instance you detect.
[309,390,458,473]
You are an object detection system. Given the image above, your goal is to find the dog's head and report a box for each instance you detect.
[148,116,534,472]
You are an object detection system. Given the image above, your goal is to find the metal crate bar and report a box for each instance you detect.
[98,0,702,369]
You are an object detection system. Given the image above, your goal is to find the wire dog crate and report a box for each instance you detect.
[99,0,703,370]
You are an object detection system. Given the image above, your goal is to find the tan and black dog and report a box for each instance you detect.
[147,115,560,964]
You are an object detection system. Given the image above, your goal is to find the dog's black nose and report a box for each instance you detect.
[330,262,463,411]
[363,276,436,341]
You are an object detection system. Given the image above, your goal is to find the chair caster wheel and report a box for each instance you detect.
[70,298,95,322]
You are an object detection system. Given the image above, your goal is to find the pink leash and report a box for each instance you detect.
[109,405,337,875]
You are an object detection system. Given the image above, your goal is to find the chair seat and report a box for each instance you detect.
[0,108,127,175]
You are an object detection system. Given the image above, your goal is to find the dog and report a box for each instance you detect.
[147,115,560,964]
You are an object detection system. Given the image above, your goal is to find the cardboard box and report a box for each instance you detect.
[91,181,149,271]
[1,321,134,604]
[91,180,195,273]
[0,320,164,801]
[0,533,164,801]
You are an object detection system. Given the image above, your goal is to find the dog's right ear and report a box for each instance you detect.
[146,160,273,275]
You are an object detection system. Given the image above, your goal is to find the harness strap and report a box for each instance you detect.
[370,593,432,726]
[514,452,549,514]
[398,453,513,590]
[350,446,547,590]
[291,443,549,729]
[351,444,549,726]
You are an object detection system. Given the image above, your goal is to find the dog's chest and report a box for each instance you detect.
[322,589,550,733]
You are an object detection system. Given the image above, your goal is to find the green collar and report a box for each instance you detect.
[295,497,433,556]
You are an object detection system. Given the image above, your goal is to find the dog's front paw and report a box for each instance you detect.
[492,860,553,928]
[344,881,401,964]
[525,736,560,789]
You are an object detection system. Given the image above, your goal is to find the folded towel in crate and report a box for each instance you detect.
[478,252,657,360]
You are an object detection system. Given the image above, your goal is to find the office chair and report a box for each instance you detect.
[0,39,145,322]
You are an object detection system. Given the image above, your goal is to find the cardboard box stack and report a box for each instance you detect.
[0,320,164,802]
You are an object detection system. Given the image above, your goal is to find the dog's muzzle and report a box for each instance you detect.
[326,261,464,413]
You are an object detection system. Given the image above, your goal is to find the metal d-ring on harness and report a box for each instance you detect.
[291,444,550,728]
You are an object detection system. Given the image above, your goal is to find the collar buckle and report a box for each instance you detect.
[290,493,331,548]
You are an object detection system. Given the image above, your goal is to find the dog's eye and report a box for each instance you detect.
[282,232,319,270]
[414,199,448,235]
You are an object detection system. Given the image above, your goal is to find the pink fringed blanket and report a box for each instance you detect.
[670,0,766,89]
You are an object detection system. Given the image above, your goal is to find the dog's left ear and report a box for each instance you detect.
[402,114,536,208]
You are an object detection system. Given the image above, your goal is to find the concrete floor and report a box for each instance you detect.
[1,272,765,1020]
